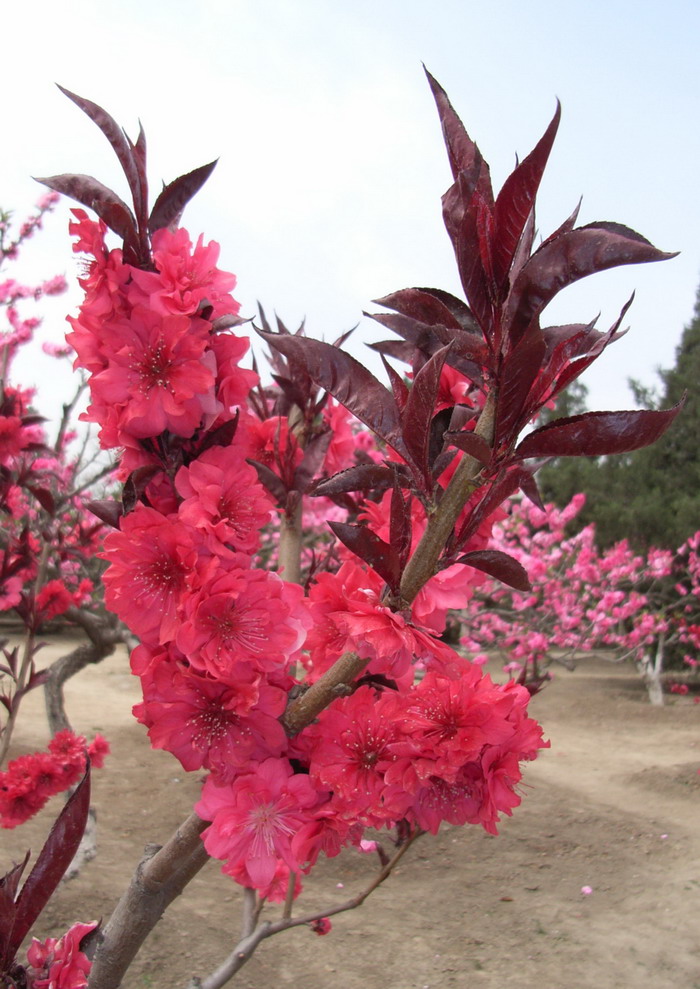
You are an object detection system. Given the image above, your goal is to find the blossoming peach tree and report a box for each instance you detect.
[458,493,700,704]
[1,70,682,988]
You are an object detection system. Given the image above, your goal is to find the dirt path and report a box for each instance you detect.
[3,638,699,989]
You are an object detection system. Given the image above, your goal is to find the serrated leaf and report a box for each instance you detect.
[424,67,493,206]
[86,499,123,529]
[390,480,412,575]
[122,465,162,515]
[26,485,55,515]
[149,160,218,233]
[456,549,531,591]
[328,521,398,590]
[247,459,288,506]
[294,431,332,494]
[258,331,407,459]
[495,326,547,442]
[492,102,560,289]
[11,766,90,957]
[374,287,471,331]
[311,463,401,497]
[56,85,145,217]
[0,853,29,969]
[444,429,492,465]
[402,344,451,489]
[35,173,137,242]
[506,222,677,345]
[514,403,684,459]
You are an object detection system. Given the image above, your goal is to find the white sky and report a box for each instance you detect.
[4,0,700,426]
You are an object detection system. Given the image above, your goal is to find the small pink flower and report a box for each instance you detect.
[580,885,593,895]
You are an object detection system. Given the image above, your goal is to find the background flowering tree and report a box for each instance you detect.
[1,69,682,989]
[458,494,700,704]
[0,198,116,829]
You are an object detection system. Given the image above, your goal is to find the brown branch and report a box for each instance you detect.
[189,829,423,989]
[399,391,496,605]
[88,814,211,989]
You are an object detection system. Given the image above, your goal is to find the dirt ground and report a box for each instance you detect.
[3,635,700,989]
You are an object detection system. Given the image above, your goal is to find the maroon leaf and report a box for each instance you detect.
[149,159,218,233]
[11,766,90,957]
[86,499,123,529]
[454,465,535,550]
[374,287,474,332]
[492,102,561,289]
[26,485,55,515]
[506,222,677,345]
[258,331,407,458]
[456,549,531,591]
[0,854,29,970]
[424,67,493,206]
[122,465,162,515]
[247,460,288,506]
[495,326,547,442]
[312,463,402,497]
[35,173,136,242]
[381,355,409,414]
[56,85,145,218]
[402,344,451,489]
[294,431,332,494]
[328,521,398,590]
[389,481,412,576]
[514,403,684,459]
[444,429,492,466]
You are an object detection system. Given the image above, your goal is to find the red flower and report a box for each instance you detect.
[101,506,198,644]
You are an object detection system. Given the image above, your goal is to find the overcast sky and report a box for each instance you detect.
[4,0,699,425]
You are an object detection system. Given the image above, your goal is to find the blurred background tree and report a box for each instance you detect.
[539,284,700,550]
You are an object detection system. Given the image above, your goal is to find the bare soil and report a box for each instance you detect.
[3,636,700,989]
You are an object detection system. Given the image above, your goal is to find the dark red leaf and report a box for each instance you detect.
[294,431,332,494]
[86,499,123,529]
[312,463,402,497]
[514,403,685,459]
[258,331,407,459]
[11,766,90,956]
[26,486,55,515]
[328,521,398,590]
[456,549,531,591]
[374,287,473,332]
[444,429,492,466]
[424,67,493,206]
[381,355,410,414]
[56,85,145,218]
[506,222,677,345]
[495,326,546,442]
[402,344,451,489]
[35,173,136,242]
[247,460,288,506]
[390,480,412,574]
[0,853,29,970]
[149,160,218,233]
[492,102,561,288]
[122,465,162,515]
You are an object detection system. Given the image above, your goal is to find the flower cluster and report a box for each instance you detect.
[0,730,109,828]
[66,209,548,897]
[25,921,97,989]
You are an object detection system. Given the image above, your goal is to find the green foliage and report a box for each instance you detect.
[539,287,700,550]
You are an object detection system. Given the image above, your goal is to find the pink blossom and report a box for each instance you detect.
[197,757,320,888]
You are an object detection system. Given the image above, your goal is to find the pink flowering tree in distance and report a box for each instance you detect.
[459,494,700,704]
[0,196,115,798]
[0,200,115,989]
[5,69,680,988]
